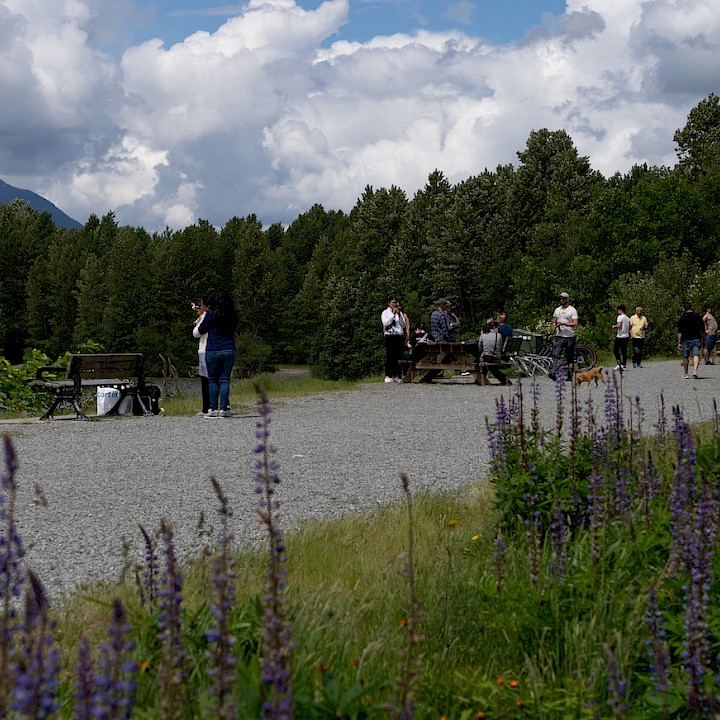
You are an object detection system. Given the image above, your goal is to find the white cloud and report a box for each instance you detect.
[1,0,719,230]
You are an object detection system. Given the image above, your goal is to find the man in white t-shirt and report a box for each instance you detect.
[612,305,631,371]
[549,292,579,381]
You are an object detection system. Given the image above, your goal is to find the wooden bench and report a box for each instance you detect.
[30,353,156,420]
[401,341,511,385]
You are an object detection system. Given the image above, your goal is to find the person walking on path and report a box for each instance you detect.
[677,302,705,380]
[612,305,631,371]
[703,304,717,365]
[381,297,407,383]
[549,292,579,381]
[629,307,648,368]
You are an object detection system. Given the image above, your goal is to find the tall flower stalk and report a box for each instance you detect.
[206,477,238,720]
[11,569,59,718]
[388,474,425,720]
[0,434,26,712]
[254,385,294,720]
[157,520,186,719]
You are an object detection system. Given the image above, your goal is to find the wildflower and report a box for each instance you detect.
[206,477,238,720]
[399,618,408,626]
[471,535,479,541]
[254,386,294,720]
[604,645,627,717]
[139,661,151,672]
[646,586,670,693]
[319,663,329,673]
[11,570,59,718]
[549,501,568,584]
[509,679,519,688]
[515,699,525,707]
[496,677,505,684]
[351,658,359,667]
[92,598,137,720]
[475,712,487,719]
[447,519,458,527]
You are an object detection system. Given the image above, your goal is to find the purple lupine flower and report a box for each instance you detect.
[11,569,59,719]
[645,586,670,694]
[681,472,719,713]
[254,386,295,720]
[603,376,624,449]
[588,426,607,565]
[656,392,667,437]
[486,397,510,475]
[513,379,527,464]
[93,598,137,720]
[530,377,541,436]
[73,635,94,720]
[1,435,27,710]
[157,520,186,719]
[206,477,238,720]
[603,645,627,718]
[549,501,568,584]
[138,524,159,609]
[554,372,566,440]
[669,407,698,571]
[492,528,506,594]
[613,463,632,522]
[523,477,541,589]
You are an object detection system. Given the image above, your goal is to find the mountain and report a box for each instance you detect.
[0,178,83,229]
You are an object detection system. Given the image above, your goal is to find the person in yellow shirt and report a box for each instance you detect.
[629,306,649,368]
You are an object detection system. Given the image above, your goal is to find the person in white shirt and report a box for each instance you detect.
[549,292,579,381]
[612,305,631,371]
[381,297,407,382]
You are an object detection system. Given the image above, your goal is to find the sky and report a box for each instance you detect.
[1,0,718,231]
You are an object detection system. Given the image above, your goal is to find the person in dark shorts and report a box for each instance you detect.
[703,304,717,365]
[677,302,705,379]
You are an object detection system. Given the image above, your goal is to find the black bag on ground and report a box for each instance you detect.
[133,384,161,415]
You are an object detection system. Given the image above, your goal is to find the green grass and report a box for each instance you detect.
[160,371,360,416]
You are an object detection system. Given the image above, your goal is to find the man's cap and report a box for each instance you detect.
[436,298,450,306]
[559,292,569,299]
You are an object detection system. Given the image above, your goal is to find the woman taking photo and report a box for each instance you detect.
[197,290,238,418]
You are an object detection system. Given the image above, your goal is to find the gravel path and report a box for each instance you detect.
[1,359,718,599]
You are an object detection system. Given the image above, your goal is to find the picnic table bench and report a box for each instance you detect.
[401,341,512,385]
[29,353,158,420]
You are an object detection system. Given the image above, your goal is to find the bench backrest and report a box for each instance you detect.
[503,336,524,356]
[67,354,145,382]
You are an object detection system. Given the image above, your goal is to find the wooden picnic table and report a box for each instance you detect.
[401,341,511,385]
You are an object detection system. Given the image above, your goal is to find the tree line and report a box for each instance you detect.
[2,93,720,379]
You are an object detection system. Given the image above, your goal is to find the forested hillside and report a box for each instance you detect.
[2,94,720,378]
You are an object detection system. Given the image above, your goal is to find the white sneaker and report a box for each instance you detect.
[460,371,471,376]
[683,374,690,380]
[693,371,698,379]
[205,409,221,418]
[393,378,402,383]
[384,377,393,383]
[219,409,231,417]
[196,411,208,417]
[614,365,621,371]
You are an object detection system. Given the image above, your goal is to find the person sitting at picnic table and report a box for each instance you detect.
[409,321,430,362]
[478,322,510,385]
[497,313,513,345]
[426,298,456,380]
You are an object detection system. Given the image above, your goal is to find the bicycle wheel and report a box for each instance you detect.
[574,344,597,371]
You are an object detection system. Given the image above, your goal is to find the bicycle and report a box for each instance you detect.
[511,334,597,377]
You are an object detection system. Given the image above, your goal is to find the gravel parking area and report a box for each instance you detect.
[1,359,718,599]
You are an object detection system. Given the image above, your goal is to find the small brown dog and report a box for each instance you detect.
[573,366,605,387]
